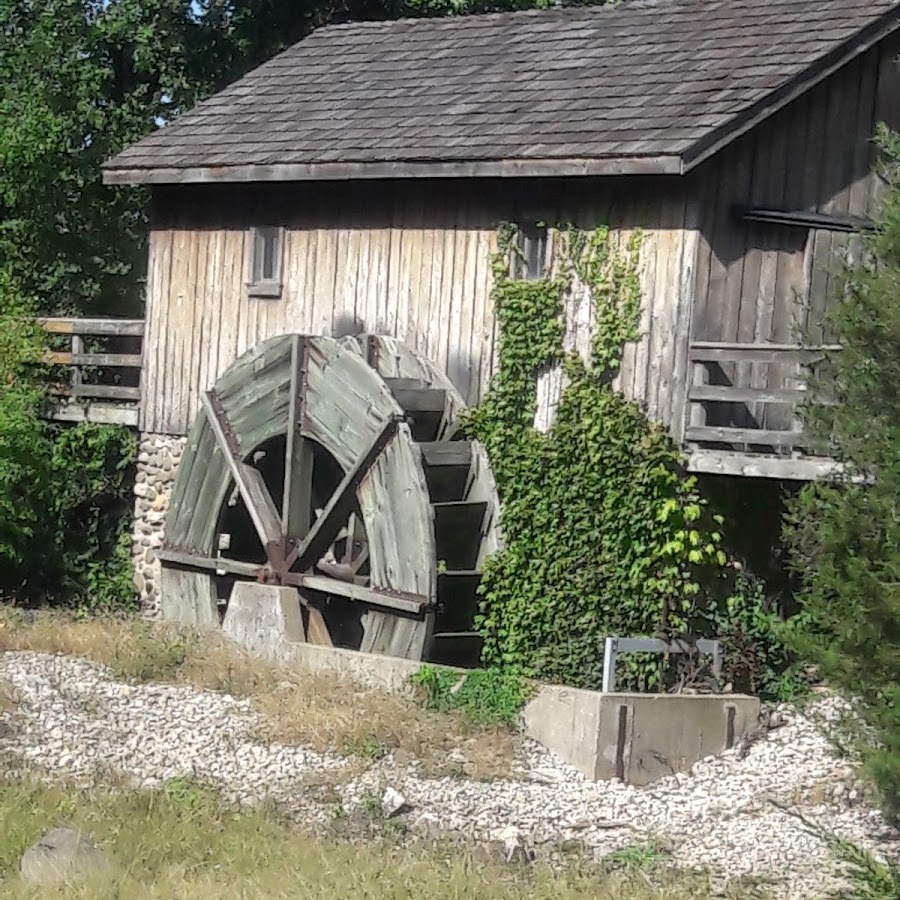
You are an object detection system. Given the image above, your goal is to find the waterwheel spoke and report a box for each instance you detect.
[201,392,282,556]
[351,544,369,575]
[342,512,357,565]
[282,337,314,544]
[283,441,314,543]
[156,548,262,579]
[315,557,357,582]
[286,416,400,571]
[305,607,334,646]
[293,575,428,615]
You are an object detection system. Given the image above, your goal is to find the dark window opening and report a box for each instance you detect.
[515,224,548,280]
[248,226,284,298]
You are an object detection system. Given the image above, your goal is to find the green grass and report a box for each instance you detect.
[0,778,755,899]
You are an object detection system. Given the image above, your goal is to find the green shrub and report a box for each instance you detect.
[712,573,810,700]
[464,225,795,696]
[411,665,532,728]
[0,278,136,613]
[784,128,900,822]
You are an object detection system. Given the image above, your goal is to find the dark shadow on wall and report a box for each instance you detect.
[331,314,366,339]
[699,474,801,618]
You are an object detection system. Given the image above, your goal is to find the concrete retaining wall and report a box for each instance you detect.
[522,685,758,784]
[222,583,424,694]
[212,583,760,783]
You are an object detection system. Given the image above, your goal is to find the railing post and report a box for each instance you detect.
[602,637,618,693]
[711,641,722,684]
[70,333,83,396]
[688,360,708,433]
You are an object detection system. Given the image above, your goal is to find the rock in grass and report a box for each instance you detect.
[381,786,409,818]
[20,828,109,885]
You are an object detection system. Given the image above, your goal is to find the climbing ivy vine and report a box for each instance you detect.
[464,225,790,693]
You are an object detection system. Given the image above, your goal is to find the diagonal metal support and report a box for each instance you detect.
[285,416,400,572]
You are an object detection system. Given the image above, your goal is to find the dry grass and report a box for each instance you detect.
[0,777,759,900]
[0,680,14,714]
[0,609,515,778]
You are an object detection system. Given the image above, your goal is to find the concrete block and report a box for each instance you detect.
[524,687,760,784]
[521,684,606,779]
[222,582,306,652]
[221,583,422,693]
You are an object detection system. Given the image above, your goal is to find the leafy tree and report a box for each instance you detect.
[0,0,234,314]
[0,274,135,610]
[0,1,192,607]
[784,125,900,821]
[0,0,579,316]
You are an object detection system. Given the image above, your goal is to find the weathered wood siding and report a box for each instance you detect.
[685,37,900,436]
[139,36,900,450]
[690,37,900,351]
[142,179,696,440]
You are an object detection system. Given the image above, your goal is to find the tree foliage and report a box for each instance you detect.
[784,125,900,821]
[0,0,576,314]
[0,277,136,611]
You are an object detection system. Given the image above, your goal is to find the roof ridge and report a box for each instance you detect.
[309,0,672,34]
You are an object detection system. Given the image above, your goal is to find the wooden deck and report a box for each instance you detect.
[684,341,841,480]
[39,317,144,427]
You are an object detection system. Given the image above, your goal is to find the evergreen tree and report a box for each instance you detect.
[784,125,900,822]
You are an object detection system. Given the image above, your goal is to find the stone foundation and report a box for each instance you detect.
[131,433,186,614]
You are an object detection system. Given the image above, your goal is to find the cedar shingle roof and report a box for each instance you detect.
[104,0,900,184]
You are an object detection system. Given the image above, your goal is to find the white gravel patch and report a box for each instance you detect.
[1,650,897,899]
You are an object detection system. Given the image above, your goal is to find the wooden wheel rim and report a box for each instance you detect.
[159,335,436,659]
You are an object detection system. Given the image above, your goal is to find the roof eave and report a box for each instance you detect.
[101,154,685,186]
[682,6,900,173]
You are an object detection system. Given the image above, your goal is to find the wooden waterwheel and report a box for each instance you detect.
[157,334,500,664]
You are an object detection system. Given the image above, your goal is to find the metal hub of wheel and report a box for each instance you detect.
[158,334,500,664]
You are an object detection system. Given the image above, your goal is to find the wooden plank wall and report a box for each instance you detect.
[142,178,696,442]
[143,202,498,434]
[687,37,900,431]
[141,38,900,445]
[691,37,900,349]
[537,193,699,442]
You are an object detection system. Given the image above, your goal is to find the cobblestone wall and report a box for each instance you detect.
[131,433,186,614]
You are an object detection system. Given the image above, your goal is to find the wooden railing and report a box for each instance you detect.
[39,317,144,426]
[686,341,840,458]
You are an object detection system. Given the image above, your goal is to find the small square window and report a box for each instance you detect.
[514,224,548,280]
[248,226,284,298]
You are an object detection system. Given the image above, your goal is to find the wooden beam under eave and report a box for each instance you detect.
[101,154,684,186]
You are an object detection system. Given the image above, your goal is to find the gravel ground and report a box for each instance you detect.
[0,650,897,899]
